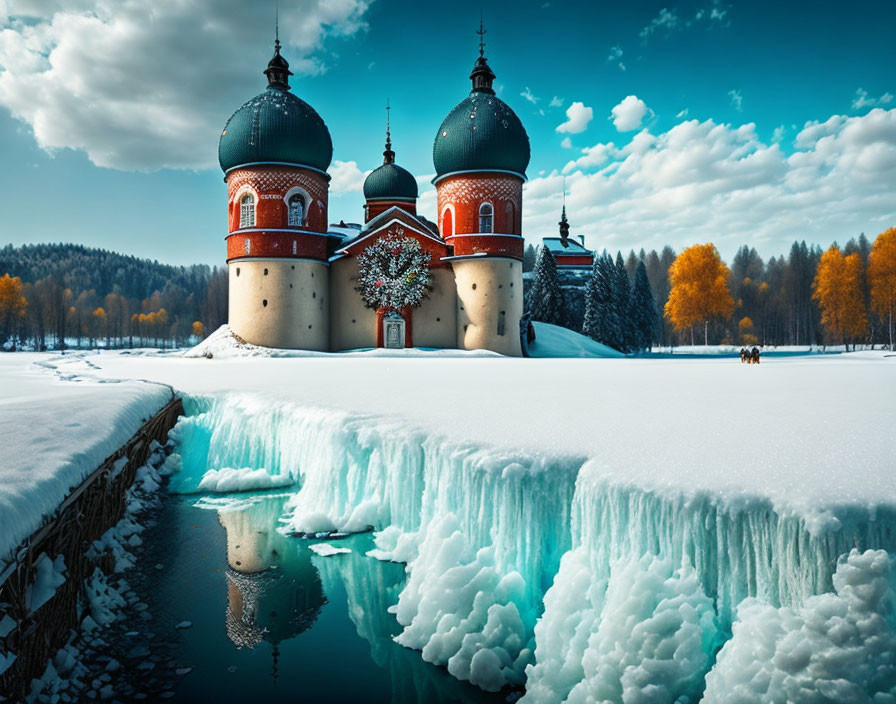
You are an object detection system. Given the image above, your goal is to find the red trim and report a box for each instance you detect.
[451,234,523,259]
[226,231,328,261]
[375,307,413,348]
[554,254,594,266]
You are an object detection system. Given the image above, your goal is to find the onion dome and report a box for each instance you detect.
[432,25,530,179]
[363,106,418,201]
[218,38,333,174]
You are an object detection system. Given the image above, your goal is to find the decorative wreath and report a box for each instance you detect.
[354,233,432,310]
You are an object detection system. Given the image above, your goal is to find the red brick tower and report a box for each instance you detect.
[433,23,531,355]
[218,36,333,350]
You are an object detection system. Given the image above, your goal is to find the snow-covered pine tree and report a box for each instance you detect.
[582,258,602,340]
[614,251,633,352]
[523,244,537,273]
[528,246,564,325]
[630,259,659,352]
[583,252,619,348]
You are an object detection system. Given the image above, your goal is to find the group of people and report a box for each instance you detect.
[740,346,761,364]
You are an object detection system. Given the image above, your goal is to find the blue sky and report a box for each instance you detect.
[1,0,894,266]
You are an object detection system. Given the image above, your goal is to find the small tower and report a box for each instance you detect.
[363,103,419,221]
[218,32,333,350]
[433,20,531,356]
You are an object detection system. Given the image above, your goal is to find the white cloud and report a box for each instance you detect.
[852,88,894,110]
[0,0,371,171]
[549,96,563,108]
[556,101,594,134]
[676,108,690,119]
[771,125,786,143]
[643,3,729,42]
[521,86,539,104]
[728,89,743,112]
[561,137,572,149]
[639,8,679,40]
[610,95,649,131]
[328,160,368,195]
[606,45,625,71]
[523,108,896,260]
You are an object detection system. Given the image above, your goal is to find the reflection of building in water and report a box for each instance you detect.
[217,497,326,678]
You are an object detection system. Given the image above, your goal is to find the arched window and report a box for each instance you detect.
[288,194,305,226]
[479,202,493,233]
[442,208,453,238]
[239,193,255,228]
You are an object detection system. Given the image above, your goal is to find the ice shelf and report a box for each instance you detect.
[166,390,896,698]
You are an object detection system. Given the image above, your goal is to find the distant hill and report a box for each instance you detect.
[0,243,215,300]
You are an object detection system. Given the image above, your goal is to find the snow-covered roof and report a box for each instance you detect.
[542,237,592,255]
[327,223,362,240]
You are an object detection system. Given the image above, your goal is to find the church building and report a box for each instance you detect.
[218,28,530,356]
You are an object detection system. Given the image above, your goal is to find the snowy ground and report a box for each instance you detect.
[71,344,895,513]
[0,354,171,567]
[3,344,895,700]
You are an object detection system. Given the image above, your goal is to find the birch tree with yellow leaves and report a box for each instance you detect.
[664,244,734,345]
[868,227,896,350]
[812,245,867,348]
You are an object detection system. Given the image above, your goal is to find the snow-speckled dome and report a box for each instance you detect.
[218,87,333,173]
[433,92,530,179]
[363,162,418,201]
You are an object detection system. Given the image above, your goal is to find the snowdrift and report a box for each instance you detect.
[164,390,896,698]
[184,325,501,359]
[185,322,622,359]
[528,322,624,358]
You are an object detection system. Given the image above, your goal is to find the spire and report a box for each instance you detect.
[477,11,486,57]
[383,99,395,165]
[470,14,496,94]
[559,181,570,246]
[264,10,293,90]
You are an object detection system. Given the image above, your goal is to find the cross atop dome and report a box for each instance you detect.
[383,99,395,165]
[470,16,496,94]
[264,12,293,90]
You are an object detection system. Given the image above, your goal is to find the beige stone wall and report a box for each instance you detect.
[329,257,377,351]
[411,267,458,349]
[330,258,458,350]
[228,259,328,350]
[454,257,523,357]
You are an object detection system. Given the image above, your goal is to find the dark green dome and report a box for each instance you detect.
[364,163,418,200]
[218,87,333,173]
[433,91,530,179]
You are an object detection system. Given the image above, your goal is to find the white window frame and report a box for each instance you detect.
[239,193,256,228]
[283,186,312,228]
[479,202,493,233]
[287,193,305,226]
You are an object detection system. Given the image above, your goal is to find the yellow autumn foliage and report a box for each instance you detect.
[664,244,734,340]
[812,245,866,344]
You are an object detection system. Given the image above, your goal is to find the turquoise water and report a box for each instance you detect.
[137,492,504,704]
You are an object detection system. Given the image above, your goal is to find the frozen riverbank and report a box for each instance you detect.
[0,355,172,566]
[4,350,895,699]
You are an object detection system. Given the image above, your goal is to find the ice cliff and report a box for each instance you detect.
[168,393,896,700]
